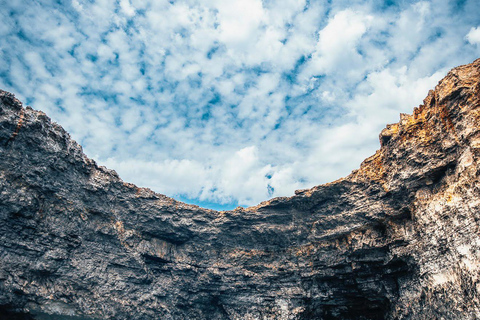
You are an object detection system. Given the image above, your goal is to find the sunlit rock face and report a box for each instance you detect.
[1,59,480,320]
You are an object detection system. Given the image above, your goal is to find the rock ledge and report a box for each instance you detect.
[1,59,480,319]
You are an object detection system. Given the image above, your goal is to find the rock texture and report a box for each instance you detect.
[1,59,480,320]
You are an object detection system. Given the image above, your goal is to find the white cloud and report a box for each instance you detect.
[466,27,480,45]
[0,0,479,208]
[120,0,136,17]
[306,9,373,76]
[216,0,265,49]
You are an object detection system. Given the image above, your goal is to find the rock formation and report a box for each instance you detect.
[1,59,480,319]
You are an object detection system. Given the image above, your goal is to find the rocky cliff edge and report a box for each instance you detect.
[1,59,480,319]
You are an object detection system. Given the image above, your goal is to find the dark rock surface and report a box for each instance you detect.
[1,59,480,319]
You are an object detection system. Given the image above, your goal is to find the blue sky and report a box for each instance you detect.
[1,0,480,210]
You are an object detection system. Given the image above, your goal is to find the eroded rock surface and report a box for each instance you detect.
[1,59,480,319]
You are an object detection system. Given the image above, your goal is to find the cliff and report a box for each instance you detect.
[1,59,480,319]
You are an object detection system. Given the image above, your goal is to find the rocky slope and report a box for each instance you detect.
[1,59,480,319]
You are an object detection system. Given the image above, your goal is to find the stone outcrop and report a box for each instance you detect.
[1,59,480,319]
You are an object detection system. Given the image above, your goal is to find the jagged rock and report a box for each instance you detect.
[1,59,480,319]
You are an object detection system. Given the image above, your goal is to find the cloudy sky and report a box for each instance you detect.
[1,0,480,210]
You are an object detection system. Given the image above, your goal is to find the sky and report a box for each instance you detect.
[1,0,480,210]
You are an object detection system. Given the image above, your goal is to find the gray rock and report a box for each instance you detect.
[1,58,480,319]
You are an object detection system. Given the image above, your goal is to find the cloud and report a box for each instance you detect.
[216,0,264,47]
[466,27,480,45]
[0,0,480,209]
[305,9,373,76]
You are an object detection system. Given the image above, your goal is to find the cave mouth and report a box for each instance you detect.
[0,305,97,320]
[0,305,35,320]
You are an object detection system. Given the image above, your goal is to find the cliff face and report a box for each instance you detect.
[1,59,480,320]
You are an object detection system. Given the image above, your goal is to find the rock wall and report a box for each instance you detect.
[1,59,480,319]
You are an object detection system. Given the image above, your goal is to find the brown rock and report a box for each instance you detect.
[1,59,480,319]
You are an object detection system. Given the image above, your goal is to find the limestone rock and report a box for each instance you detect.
[1,59,480,319]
